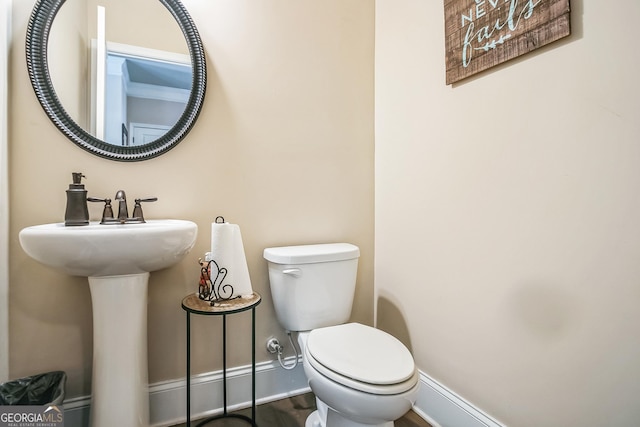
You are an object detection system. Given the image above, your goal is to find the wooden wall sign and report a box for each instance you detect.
[444,0,571,84]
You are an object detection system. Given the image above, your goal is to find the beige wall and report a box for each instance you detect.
[48,0,88,128]
[375,1,640,426]
[9,0,374,398]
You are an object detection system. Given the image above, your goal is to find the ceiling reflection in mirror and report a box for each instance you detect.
[26,0,206,161]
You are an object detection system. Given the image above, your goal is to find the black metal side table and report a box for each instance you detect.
[182,292,261,427]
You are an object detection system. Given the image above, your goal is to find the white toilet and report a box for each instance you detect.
[263,243,419,427]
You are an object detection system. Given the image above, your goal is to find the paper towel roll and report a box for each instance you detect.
[209,220,253,299]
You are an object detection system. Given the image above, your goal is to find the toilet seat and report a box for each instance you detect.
[306,323,418,395]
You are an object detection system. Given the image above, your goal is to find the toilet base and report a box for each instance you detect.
[305,407,394,427]
[306,410,322,427]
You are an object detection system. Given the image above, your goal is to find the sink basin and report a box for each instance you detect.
[19,219,197,277]
[19,219,198,427]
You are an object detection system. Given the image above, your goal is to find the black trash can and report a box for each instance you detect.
[0,371,66,406]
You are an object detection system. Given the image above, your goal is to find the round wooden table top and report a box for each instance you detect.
[181,292,261,315]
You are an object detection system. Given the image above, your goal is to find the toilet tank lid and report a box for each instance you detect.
[263,243,360,264]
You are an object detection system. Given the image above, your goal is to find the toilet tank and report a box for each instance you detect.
[263,243,360,332]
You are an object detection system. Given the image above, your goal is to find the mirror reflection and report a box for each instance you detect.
[104,47,191,146]
[48,0,192,147]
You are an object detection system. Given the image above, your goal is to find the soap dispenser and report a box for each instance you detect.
[65,172,89,226]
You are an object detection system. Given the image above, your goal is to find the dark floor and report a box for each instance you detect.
[171,392,432,427]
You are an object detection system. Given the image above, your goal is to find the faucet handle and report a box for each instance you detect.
[132,197,158,223]
[88,197,115,224]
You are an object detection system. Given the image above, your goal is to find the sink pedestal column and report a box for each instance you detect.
[88,272,150,427]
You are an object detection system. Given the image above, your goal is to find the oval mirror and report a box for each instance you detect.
[26,0,206,161]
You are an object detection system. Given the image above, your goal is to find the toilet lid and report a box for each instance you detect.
[306,323,415,386]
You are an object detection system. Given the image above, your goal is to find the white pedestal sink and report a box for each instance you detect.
[19,220,198,427]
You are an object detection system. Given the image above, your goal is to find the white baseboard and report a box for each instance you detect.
[63,360,505,427]
[412,372,506,427]
[63,356,309,427]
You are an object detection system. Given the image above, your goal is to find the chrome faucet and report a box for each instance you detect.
[115,190,128,221]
